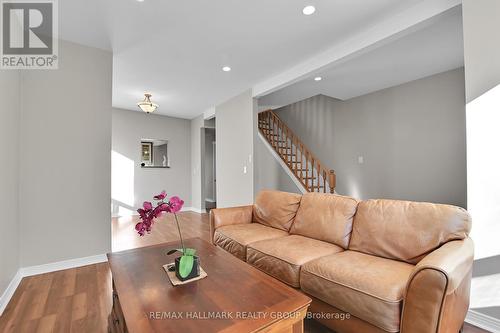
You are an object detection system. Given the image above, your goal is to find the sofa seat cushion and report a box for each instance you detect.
[213,223,288,260]
[247,235,343,287]
[301,250,414,332]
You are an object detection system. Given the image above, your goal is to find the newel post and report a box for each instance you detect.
[328,170,336,194]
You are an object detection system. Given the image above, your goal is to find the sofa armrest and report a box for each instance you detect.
[400,237,474,333]
[209,205,253,244]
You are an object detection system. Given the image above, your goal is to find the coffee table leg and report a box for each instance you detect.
[292,318,304,333]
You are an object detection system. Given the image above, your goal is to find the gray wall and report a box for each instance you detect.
[463,0,500,103]
[112,108,191,211]
[152,144,168,167]
[204,128,216,201]
[0,71,20,298]
[190,115,204,210]
[216,90,255,208]
[273,68,466,207]
[254,136,301,194]
[19,40,112,266]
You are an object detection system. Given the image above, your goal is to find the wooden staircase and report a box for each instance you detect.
[258,109,336,193]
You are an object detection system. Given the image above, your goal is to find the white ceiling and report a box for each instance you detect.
[258,7,464,107]
[57,0,433,119]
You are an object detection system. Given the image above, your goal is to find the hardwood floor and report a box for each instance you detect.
[111,211,210,252]
[0,212,490,333]
[0,263,112,333]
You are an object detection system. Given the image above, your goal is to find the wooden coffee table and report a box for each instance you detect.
[107,238,311,333]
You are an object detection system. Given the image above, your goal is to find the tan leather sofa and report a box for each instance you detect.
[210,190,473,333]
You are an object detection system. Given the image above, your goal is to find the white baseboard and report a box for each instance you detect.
[0,269,22,316]
[183,207,205,214]
[21,254,108,277]
[0,253,107,316]
[112,207,205,218]
[466,310,500,332]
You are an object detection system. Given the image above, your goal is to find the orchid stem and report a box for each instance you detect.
[174,213,186,254]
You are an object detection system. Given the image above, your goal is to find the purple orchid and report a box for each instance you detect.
[169,196,184,213]
[135,191,184,237]
[153,190,167,200]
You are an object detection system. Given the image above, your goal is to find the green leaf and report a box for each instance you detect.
[184,248,196,256]
[179,255,194,278]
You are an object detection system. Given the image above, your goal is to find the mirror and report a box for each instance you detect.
[140,139,169,168]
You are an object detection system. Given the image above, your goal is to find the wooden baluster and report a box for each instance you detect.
[305,151,309,191]
[277,121,281,156]
[311,155,315,192]
[314,162,318,192]
[293,136,299,172]
[287,129,291,164]
[317,162,321,192]
[323,170,327,193]
[300,144,305,182]
[280,122,286,158]
[269,114,274,147]
[275,118,279,154]
[329,170,336,194]
[298,144,302,182]
[308,153,313,192]
[269,115,276,150]
[287,130,291,163]
[288,133,292,168]
[284,127,288,163]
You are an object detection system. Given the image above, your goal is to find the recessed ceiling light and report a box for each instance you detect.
[302,5,316,15]
[222,66,231,72]
[137,0,145,2]
[314,76,322,81]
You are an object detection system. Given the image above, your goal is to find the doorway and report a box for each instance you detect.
[201,118,216,212]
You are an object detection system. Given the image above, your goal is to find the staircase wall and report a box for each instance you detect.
[273,67,467,207]
[254,133,302,195]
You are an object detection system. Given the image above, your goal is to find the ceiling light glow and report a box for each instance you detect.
[222,66,231,72]
[303,5,316,15]
[314,76,322,81]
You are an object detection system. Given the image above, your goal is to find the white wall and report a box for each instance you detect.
[216,90,255,207]
[112,109,192,213]
[0,71,20,297]
[463,0,500,321]
[19,40,112,266]
[463,0,500,103]
[271,68,466,207]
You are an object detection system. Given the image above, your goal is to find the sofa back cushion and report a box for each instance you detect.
[253,190,302,231]
[349,199,472,264]
[290,193,358,249]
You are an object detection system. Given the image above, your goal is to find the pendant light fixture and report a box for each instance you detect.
[137,93,159,114]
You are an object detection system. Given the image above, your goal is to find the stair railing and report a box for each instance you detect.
[258,109,336,193]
